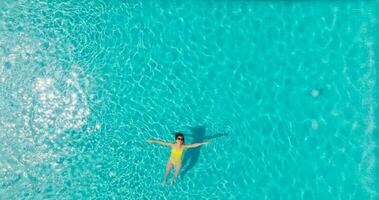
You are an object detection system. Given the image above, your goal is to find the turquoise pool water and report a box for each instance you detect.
[1,0,378,199]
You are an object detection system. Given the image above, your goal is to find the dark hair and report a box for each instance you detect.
[175,132,185,143]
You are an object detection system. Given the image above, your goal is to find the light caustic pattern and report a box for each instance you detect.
[0,0,378,200]
[0,31,95,197]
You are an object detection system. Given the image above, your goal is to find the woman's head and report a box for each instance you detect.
[175,132,185,144]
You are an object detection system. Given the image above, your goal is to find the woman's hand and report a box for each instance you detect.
[203,141,210,145]
[147,139,154,143]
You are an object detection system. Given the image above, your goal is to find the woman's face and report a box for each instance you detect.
[176,136,184,144]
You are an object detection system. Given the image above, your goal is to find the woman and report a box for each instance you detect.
[147,132,210,186]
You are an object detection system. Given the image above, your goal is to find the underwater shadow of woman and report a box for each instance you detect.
[180,126,227,178]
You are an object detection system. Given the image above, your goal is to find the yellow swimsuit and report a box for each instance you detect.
[169,147,184,166]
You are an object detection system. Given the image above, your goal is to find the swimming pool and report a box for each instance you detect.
[0,0,378,199]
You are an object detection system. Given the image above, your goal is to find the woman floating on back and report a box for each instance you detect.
[147,132,210,186]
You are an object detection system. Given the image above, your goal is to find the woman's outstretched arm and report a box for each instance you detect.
[147,139,174,147]
[183,141,210,148]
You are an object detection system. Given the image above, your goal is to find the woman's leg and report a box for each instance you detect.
[163,160,173,186]
[171,163,182,185]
